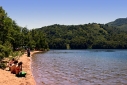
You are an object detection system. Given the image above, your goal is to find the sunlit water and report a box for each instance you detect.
[31,50,127,85]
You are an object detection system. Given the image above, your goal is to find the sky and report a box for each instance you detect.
[0,0,127,29]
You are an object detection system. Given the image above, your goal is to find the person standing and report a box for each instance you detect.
[27,48,30,57]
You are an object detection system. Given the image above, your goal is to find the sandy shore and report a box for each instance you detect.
[0,51,40,85]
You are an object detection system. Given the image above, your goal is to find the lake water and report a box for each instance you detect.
[31,49,127,85]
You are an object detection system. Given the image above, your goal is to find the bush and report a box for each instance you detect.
[0,45,11,61]
[0,63,6,70]
[0,53,4,61]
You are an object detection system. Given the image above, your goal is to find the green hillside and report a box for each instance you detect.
[107,18,127,31]
[36,23,127,49]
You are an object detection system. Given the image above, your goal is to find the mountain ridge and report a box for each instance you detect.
[107,17,127,31]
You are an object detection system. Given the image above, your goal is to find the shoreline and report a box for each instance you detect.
[30,51,43,85]
[0,51,40,85]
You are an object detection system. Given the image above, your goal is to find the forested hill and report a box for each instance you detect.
[36,23,127,49]
[1,5,127,59]
[107,18,127,31]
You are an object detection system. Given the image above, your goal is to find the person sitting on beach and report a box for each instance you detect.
[11,60,18,74]
[15,62,26,77]
[8,58,15,71]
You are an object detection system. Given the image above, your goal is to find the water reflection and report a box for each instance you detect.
[31,50,127,85]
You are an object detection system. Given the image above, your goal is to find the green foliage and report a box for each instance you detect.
[10,51,19,58]
[9,51,24,60]
[107,18,127,31]
[35,23,127,49]
[0,63,6,70]
[0,6,48,63]
[1,6,127,54]
[107,18,127,26]
[0,44,11,60]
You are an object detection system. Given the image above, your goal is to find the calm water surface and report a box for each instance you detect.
[31,50,127,85]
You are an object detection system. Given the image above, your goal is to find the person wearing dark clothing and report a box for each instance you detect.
[27,48,30,57]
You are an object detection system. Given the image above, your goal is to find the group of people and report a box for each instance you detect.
[5,48,31,77]
[7,58,26,77]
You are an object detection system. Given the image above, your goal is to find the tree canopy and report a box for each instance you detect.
[0,7,48,60]
[36,23,127,49]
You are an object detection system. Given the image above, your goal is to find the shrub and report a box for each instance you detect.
[0,45,11,61]
[0,63,6,70]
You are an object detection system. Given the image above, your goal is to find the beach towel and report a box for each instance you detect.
[16,71,26,77]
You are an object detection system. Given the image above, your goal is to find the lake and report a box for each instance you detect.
[31,49,127,85]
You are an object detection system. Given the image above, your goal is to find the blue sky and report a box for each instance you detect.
[0,0,127,29]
